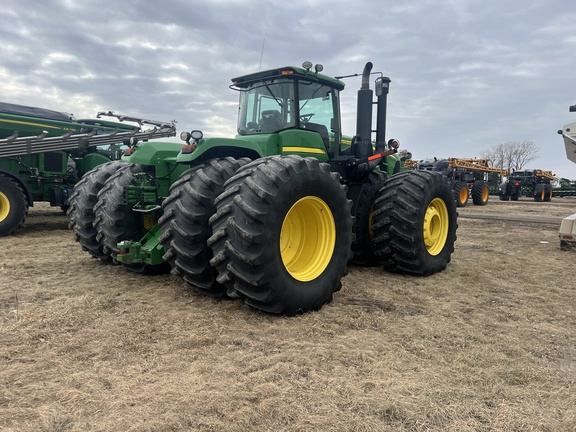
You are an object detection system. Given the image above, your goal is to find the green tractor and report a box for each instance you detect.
[0,101,176,236]
[69,61,458,315]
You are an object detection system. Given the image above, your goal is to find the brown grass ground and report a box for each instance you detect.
[1,198,575,431]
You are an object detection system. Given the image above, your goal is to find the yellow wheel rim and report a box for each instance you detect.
[423,197,449,256]
[0,191,10,222]
[482,186,489,203]
[280,196,336,282]
[541,188,545,201]
[459,187,468,204]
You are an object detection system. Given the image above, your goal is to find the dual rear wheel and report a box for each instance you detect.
[534,183,552,202]
[157,157,251,296]
[67,161,125,260]
[471,180,489,206]
[206,156,353,315]
[372,171,458,276]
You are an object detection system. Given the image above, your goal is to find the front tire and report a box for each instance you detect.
[158,157,250,296]
[372,170,458,276]
[67,161,124,260]
[0,174,28,237]
[208,155,353,315]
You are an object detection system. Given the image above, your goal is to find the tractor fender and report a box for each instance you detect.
[122,141,183,165]
[176,136,272,163]
[0,167,34,207]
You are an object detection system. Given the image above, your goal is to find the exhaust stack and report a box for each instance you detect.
[354,62,374,158]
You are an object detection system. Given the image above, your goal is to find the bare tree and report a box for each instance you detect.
[481,140,540,173]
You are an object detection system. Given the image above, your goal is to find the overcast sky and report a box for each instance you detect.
[2,0,575,178]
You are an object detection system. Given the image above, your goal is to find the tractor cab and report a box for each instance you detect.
[231,61,345,158]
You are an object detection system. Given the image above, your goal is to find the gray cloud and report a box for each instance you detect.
[1,0,575,177]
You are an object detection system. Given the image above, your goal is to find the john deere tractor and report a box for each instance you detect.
[68,61,458,315]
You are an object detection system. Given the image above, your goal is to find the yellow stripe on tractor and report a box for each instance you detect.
[1,118,62,130]
[282,146,326,155]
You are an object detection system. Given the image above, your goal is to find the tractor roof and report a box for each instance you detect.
[231,66,345,91]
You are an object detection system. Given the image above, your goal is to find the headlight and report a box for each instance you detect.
[190,130,203,141]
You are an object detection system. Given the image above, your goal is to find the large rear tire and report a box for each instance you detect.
[534,184,545,202]
[0,174,28,237]
[499,183,510,201]
[372,170,457,276]
[158,157,250,296]
[94,163,167,273]
[208,155,353,315]
[544,184,552,202]
[350,171,388,266]
[471,180,489,205]
[67,161,124,261]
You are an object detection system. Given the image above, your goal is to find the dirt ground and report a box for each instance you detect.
[1,197,575,432]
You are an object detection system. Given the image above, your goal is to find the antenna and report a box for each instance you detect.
[259,38,266,71]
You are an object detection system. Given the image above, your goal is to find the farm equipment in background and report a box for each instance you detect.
[405,157,506,207]
[559,103,576,250]
[498,169,555,202]
[68,61,458,315]
[397,149,414,171]
[554,177,576,197]
[0,101,176,236]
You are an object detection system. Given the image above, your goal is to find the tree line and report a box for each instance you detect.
[481,140,540,174]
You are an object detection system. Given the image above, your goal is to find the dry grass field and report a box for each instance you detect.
[1,198,575,431]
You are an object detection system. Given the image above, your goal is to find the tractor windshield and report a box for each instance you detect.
[236,78,340,144]
[298,82,339,130]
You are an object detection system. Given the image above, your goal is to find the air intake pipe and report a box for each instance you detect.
[354,62,374,158]
[374,76,391,154]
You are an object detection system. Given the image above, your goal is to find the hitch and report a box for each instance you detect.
[117,225,165,265]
